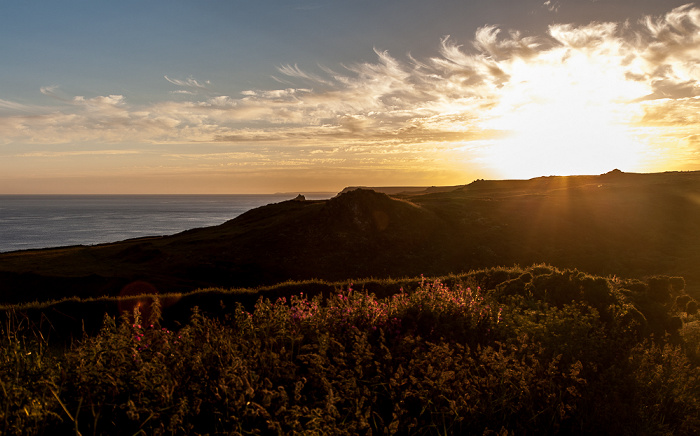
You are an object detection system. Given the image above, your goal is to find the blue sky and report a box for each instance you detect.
[0,0,698,193]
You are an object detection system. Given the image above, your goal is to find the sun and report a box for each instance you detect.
[479,48,651,179]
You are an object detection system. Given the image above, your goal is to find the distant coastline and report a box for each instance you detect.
[0,194,333,253]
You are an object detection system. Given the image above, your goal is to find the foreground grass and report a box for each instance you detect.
[2,266,700,435]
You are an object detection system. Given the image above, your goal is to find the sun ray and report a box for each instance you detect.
[477,43,653,178]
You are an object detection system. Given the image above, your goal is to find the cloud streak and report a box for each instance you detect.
[164,75,211,89]
[0,99,43,112]
[17,149,142,158]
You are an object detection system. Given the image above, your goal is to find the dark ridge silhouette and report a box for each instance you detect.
[2,170,700,304]
[339,185,463,195]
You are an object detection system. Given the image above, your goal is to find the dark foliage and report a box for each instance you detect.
[1,266,699,435]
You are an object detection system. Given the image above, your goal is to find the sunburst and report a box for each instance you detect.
[478,46,651,178]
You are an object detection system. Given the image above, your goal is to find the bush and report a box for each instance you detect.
[670,277,687,293]
[648,276,672,303]
[677,295,692,309]
[1,269,699,435]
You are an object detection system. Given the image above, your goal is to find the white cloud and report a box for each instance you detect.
[548,22,619,48]
[73,95,126,106]
[543,1,560,13]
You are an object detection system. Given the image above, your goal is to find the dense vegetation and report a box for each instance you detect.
[2,265,699,435]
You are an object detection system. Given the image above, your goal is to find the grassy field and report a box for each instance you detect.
[2,265,699,435]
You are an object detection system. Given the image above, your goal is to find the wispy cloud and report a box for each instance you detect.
[38,85,75,102]
[542,1,560,13]
[171,90,196,95]
[17,149,142,158]
[275,64,333,86]
[164,75,210,89]
[0,99,43,112]
[39,86,59,97]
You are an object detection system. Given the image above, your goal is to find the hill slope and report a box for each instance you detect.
[2,170,700,303]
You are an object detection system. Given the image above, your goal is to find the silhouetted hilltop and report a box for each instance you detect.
[340,185,463,195]
[2,170,700,304]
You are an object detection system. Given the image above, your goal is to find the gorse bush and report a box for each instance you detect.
[1,267,699,435]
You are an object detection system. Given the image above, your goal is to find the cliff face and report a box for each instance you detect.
[3,171,700,304]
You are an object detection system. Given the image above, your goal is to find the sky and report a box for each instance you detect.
[0,0,699,194]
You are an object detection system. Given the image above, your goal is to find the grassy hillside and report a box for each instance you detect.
[2,170,700,305]
[2,265,699,435]
[3,172,700,434]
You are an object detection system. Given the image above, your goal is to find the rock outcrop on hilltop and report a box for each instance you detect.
[3,171,700,304]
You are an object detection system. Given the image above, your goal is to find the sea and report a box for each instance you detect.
[0,194,335,253]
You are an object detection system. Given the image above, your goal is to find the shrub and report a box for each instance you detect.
[0,311,62,436]
[648,276,672,303]
[626,342,700,434]
[670,277,687,293]
[494,277,527,298]
[1,269,698,435]
[677,295,692,309]
[581,276,614,309]
[518,271,533,283]
[532,270,583,306]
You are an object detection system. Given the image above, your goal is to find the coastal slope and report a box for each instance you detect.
[2,170,700,303]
